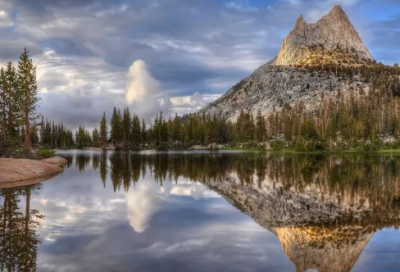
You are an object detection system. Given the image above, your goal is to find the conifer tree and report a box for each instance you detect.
[100,112,108,147]
[255,110,266,142]
[5,62,20,139]
[39,116,45,145]
[110,107,122,146]
[18,48,39,148]
[122,107,131,147]
[131,114,141,148]
[0,67,7,143]
[92,128,100,147]
[141,119,147,146]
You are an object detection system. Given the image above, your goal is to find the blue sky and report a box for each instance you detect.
[0,0,398,128]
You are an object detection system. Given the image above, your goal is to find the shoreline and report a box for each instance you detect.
[0,156,68,187]
[56,147,400,154]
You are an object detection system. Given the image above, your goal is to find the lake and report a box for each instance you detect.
[2,150,400,272]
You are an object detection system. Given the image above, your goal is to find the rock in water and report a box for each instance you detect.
[275,5,373,66]
[0,158,63,185]
[41,156,68,166]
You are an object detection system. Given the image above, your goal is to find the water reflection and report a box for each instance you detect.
[5,151,400,271]
[0,184,43,272]
[71,152,400,226]
[63,152,400,271]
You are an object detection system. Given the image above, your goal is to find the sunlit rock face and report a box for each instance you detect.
[275,6,373,66]
[274,225,373,272]
[199,6,374,121]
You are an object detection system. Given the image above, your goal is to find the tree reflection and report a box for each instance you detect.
[0,184,43,272]
[86,152,400,272]
[89,152,400,218]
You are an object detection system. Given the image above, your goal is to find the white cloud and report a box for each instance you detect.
[170,92,221,115]
[126,59,161,103]
[142,239,209,254]
[169,183,218,200]
[125,179,218,233]
[125,59,172,121]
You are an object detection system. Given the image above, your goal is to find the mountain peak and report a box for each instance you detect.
[275,5,373,66]
[323,5,350,24]
[331,4,345,13]
[294,15,304,27]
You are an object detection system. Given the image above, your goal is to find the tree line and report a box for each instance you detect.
[5,48,400,154]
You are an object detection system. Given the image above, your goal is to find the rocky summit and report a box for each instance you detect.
[275,5,373,66]
[200,6,374,121]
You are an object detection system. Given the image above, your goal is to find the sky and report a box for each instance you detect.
[0,0,399,129]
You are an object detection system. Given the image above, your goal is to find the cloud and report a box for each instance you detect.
[125,60,172,121]
[167,181,219,200]
[124,178,218,233]
[170,92,221,115]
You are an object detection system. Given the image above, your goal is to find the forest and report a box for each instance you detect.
[3,48,400,155]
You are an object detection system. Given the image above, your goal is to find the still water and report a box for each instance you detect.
[2,150,400,272]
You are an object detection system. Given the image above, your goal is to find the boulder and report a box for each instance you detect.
[41,156,68,166]
[102,142,116,150]
[0,158,63,185]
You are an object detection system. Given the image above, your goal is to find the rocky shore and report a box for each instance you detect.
[0,156,68,187]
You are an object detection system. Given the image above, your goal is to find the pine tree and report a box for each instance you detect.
[110,108,122,146]
[122,107,131,148]
[131,114,141,148]
[0,67,7,144]
[5,62,20,139]
[100,112,107,147]
[39,116,45,145]
[92,128,100,147]
[141,119,147,146]
[255,110,266,142]
[18,48,39,148]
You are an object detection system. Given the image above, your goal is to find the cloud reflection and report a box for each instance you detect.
[125,180,161,233]
[125,179,218,233]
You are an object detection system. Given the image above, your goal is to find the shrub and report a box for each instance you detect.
[36,147,55,159]
[271,140,285,151]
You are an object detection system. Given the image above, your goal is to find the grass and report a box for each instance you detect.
[220,147,266,152]
[375,149,400,154]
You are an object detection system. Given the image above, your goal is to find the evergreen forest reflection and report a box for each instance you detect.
[67,151,400,272]
[5,151,400,271]
[0,184,43,272]
[71,152,400,224]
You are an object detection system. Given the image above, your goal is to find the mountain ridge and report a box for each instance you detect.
[199,5,375,121]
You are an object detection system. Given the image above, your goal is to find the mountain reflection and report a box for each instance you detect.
[71,152,400,272]
[0,184,43,272]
